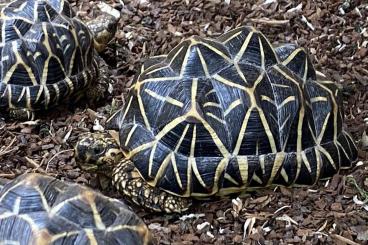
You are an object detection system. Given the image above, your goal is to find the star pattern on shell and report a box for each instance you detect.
[108,26,357,198]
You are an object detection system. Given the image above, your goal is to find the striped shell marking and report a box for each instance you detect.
[108,26,358,197]
[0,0,97,112]
[0,173,151,245]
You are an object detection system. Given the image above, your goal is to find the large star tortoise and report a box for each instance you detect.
[75,26,358,213]
[0,173,151,244]
[0,0,119,120]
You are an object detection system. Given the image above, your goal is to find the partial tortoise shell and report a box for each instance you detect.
[0,0,97,112]
[0,173,151,245]
[107,26,357,197]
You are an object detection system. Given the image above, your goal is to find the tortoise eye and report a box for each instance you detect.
[93,144,105,155]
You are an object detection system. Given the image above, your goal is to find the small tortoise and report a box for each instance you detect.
[0,173,151,245]
[75,26,358,213]
[0,0,119,120]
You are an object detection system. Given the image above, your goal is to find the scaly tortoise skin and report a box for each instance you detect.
[0,173,151,245]
[0,0,118,120]
[75,26,358,213]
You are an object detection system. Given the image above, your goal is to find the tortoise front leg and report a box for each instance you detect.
[113,159,191,213]
[9,108,35,121]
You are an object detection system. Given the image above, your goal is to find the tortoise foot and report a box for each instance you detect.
[113,159,191,213]
[9,108,35,121]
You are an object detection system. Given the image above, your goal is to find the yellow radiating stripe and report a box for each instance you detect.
[212,157,229,194]
[206,112,225,124]
[303,55,308,82]
[234,63,248,84]
[192,157,207,188]
[84,229,98,245]
[137,90,151,131]
[42,85,50,108]
[144,65,167,76]
[281,48,303,66]
[237,156,248,185]
[12,197,21,214]
[258,36,265,69]
[191,78,198,105]
[148,142,157,177]
[310,96,328,103]
[64,77,74,94]
[224,173,239,185]
[314,82,338,142]
[179,42,192,77]
[278,96,296,109]
[318,146,337,170]
[280,114,290,131]
[234,31,253,63]
[221,29,243,43]
[14,1,27,12]
[25,87,31,109]
[280,168,289,183]
[203,102,222,108]
[224,99,242,116]
[257,107,277,153]
[144,88,184,108]
[121,96,133,122]
[87,194,106,229]
[50,231,80,242]
[17,87,25,103]
[272,83,290,88]
[205,89,216,97]
[185,157,193,197]
[301,151,312,173]
[7,85,12,108]
[174,124,190,152]
[198,116,229,157]
[267,152,285,185]
[148,152,172,186]
[34,187,51,213]
[124,124,138,146]
[252,173,263,184]
[261,95,276,106]
[213,74,247,91]
[259,155,265,175]
[190,125,197,157]
[196,47,210,77]
[314,147,322,182]
[171,153,183,189]
[155,115,187,140]
[317,112,331,143]
[168,46,184,67]
[233,108,253,155]
[52,84,60,104]
[140,76,182,85]
[200,42,233,63]
[260,32,280,63]
[126,141,156,159]
[308,123,317,142]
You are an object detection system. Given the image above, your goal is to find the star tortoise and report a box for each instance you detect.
[75,26,358,213]
[0,173,151,245]
[0,0,119,120]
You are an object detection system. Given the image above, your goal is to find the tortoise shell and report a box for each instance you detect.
[0,0,96,113]
[0,173,151,245]
[108,26,358,197]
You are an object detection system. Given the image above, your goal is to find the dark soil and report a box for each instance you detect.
[0,0,367,244]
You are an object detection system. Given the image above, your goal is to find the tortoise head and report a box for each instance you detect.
[75,133,123,176]
[85,3,120,53]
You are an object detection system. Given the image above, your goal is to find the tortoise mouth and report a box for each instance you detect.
[79,163,99,172]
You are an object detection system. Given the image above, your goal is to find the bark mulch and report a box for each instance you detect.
[0,0,367,244]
